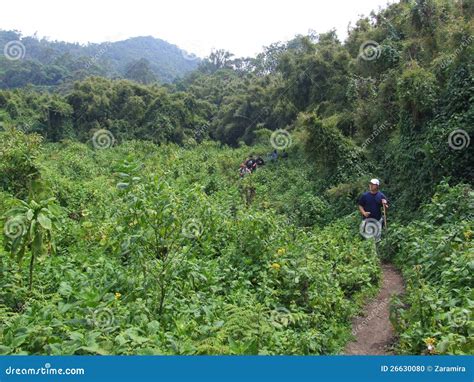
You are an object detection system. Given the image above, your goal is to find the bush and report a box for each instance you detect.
[0,128,42,197]
[382,182,473,354]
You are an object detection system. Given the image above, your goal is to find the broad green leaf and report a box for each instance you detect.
[26,209,34,220]
[37,213,52,230]
[68,332,84,342]
[32,232,43,256]
[11,335,28,348]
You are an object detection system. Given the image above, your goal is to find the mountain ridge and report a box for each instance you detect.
[0,30,201,88]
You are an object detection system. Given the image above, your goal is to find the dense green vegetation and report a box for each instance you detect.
[0,0,472,355]
[0,131,381,354]
[383,183,473,354]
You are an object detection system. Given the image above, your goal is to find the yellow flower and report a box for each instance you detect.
[277,248,286,256]
[271,263,281,270]
[424,337,436,353]
[115,292,122,300]
[424,337,435,345]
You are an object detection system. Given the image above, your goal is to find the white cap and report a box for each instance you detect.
[370,178,380,186]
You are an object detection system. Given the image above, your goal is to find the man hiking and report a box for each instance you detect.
[246,155,258,173]
[358,178,389,240]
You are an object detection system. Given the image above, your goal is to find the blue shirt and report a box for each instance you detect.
[358,191,388,220]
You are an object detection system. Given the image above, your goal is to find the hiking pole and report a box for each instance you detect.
[383,203,388,231]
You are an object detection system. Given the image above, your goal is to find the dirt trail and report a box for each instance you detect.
[344,263,405,355]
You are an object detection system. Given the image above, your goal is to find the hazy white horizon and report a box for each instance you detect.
[1,0,395,58]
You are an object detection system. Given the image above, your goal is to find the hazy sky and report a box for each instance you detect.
[1,0,395,58]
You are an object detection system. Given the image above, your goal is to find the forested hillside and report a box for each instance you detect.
[0,31,200,88]
[0,0,472,355]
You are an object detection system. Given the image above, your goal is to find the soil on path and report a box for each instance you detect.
[344,263,405,355]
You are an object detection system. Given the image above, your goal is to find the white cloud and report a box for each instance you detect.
[0,0,395,57]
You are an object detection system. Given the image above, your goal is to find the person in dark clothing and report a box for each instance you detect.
[358,178,389,240]
[245,156,257,173]
[245,156,254,169]
[250,160,257,172]
[271,149,278,161]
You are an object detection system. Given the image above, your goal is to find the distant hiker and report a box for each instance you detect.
[245,156,253,169]
[250,160,257,172]
[246,155,257,172]
[271,149,278,161]
[358,178,389,240]
[239,161,251,178]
